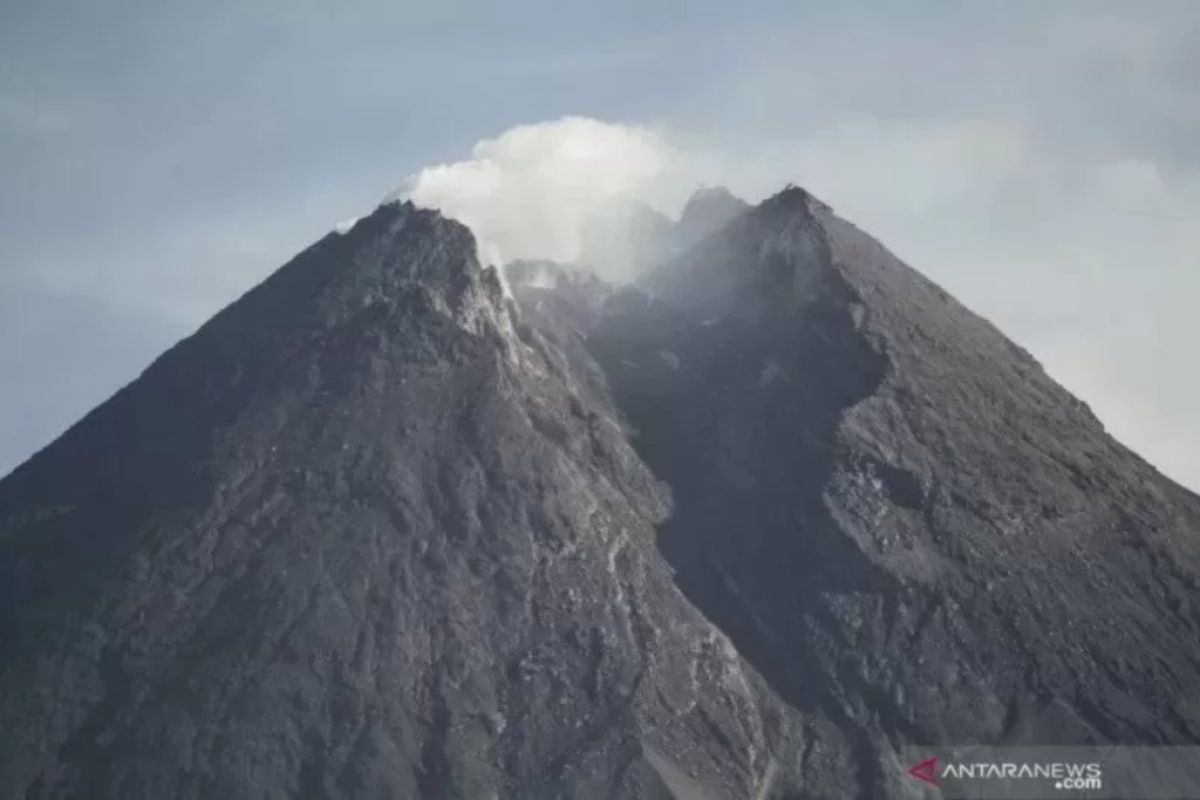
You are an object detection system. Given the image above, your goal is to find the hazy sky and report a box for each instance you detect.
[1,2,1198,489]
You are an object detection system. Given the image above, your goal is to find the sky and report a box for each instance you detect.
[1,1,1198,489]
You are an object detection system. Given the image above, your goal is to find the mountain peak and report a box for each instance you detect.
[313,199,508,337]
[680,184,742,210]
[675,185,750,247]
[336,200,483,287]
[753,182,836,222]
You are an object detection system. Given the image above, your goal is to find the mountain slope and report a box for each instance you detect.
[511,186,1200,793]
[0,201,855,799]
[2,186,1199,799]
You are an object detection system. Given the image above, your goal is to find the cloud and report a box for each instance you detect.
[397,116,676,267]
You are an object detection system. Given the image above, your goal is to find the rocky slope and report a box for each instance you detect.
[1,186,1198,799]
[510,187,1200,793]
[0,200,845,799]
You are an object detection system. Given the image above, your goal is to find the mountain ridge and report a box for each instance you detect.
[1,185,1198,798]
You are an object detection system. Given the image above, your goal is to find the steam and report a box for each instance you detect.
[394,117,680,272]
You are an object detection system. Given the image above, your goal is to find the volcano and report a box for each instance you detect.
[1,186,1198,799]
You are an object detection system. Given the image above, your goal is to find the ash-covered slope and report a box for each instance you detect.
[511,185,1200,794]
[0,201,852,799]
[2,183,1199,800]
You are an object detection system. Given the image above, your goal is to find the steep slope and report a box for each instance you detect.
[0,202,852,799]
[3,183,1199,800]
[510,186,1200,795]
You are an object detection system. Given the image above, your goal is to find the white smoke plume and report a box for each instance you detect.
[395,117,681,270]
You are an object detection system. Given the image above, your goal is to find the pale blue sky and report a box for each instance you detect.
[2,2,1198,488]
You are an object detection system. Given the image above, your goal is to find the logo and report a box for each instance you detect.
[902,746,1200,797]
[904,751,1106,795]
[908,756,939,787]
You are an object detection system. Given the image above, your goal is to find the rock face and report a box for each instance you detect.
[2,187,1199,799]
[544,188,1200,789]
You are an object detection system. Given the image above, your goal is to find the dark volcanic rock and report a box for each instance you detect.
[2,186,1199,799]
[514,186,1200,795]
[0,201,844,799]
